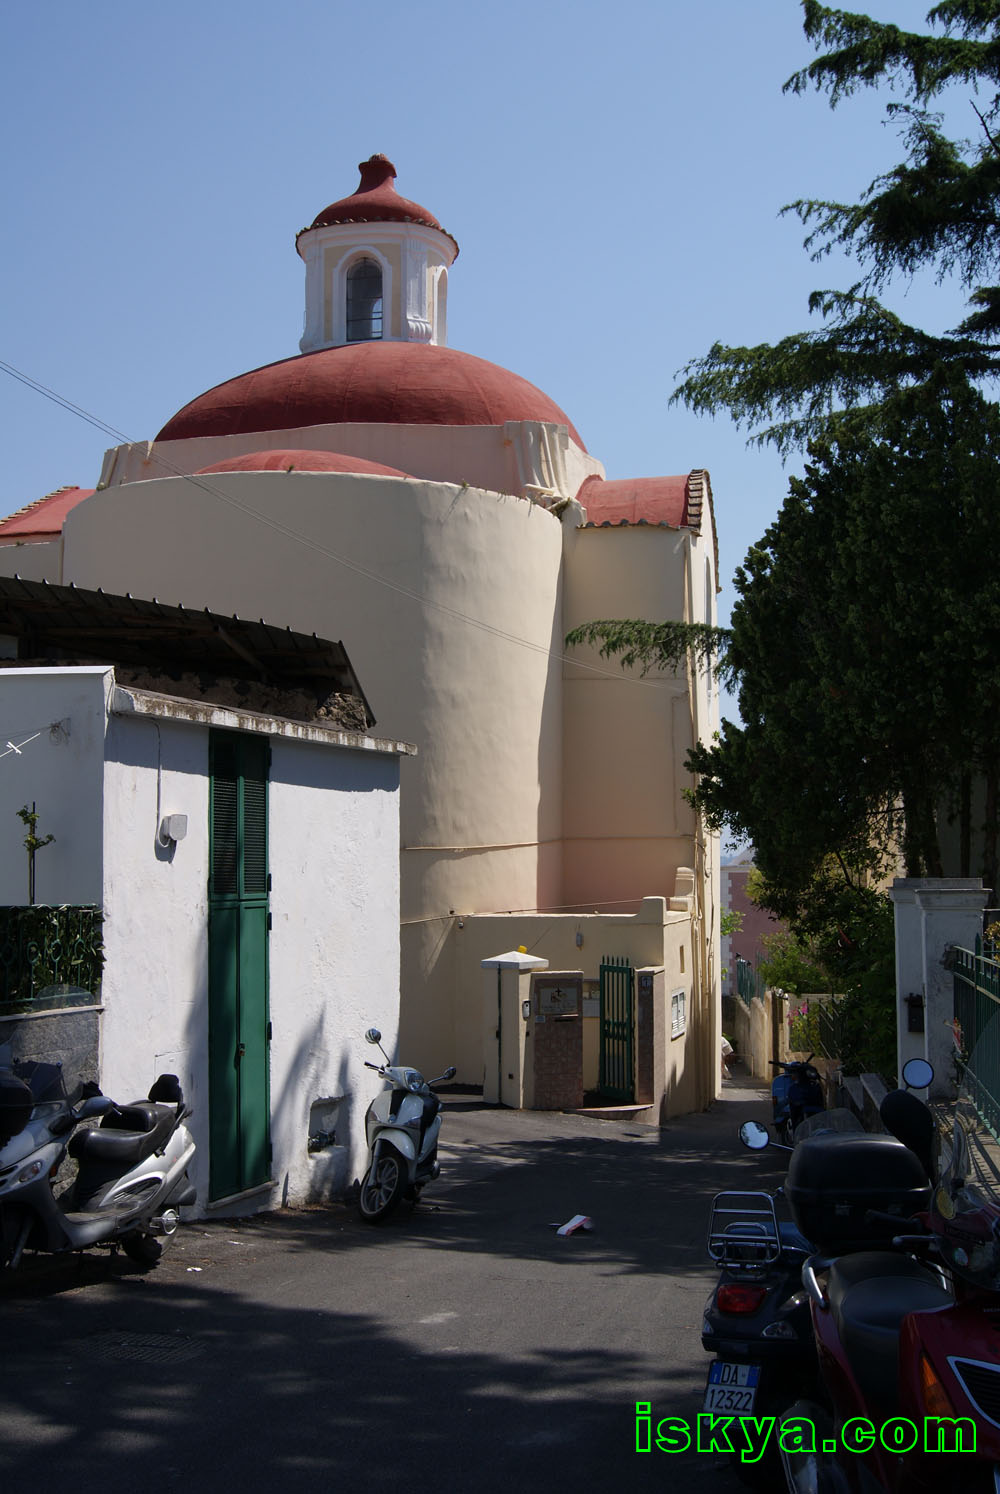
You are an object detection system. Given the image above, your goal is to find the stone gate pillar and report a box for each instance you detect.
[890,877,987,1096]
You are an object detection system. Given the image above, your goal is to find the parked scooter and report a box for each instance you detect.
[0,1044,196,1271]
[703,1110,864,1485]
[357,1028,456,1223]
[702,1187,815,1484]
[766,1056,1000,1491]
[770,1055,825,1144]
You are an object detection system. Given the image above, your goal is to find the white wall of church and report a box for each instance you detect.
[59,470,567,1080]
[98,420,602,505]
[560,522,710,909]
[0,538,63,583]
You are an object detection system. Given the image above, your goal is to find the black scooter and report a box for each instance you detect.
[702,1187,815,1485]
[770,1055,825,1144]
[702,1108,864,1485]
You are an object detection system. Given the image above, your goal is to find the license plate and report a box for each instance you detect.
[702,1360,760,1413]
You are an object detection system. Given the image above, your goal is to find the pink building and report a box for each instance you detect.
[721,857,786,994]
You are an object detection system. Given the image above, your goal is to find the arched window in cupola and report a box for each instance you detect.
[346,258,383,342]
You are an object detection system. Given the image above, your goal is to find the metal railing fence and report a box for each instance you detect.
[0,905,104,1013]
[953,938,1000,1140]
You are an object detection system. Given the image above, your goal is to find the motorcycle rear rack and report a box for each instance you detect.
[707,1190,782,1267]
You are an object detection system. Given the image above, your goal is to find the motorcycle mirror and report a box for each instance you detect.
[364,1028,382,1045]
[739,1120,770,1150]
[444,1066,457,1081]
[901,1057,934,1091]
[77,1095,115,1121]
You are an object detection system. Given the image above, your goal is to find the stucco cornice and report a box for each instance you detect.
[109,683,416,757]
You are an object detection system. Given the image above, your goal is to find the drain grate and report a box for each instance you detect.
[84,1331,204,1365]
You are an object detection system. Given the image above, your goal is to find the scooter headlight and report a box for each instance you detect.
[17,1159,45,1184]
[406,1072,426,1093]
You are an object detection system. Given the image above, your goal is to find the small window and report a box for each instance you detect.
[346,259,383,342]
[671,989,687,1039]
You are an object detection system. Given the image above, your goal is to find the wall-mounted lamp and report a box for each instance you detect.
[575,931,584,948]
[904,992,925,1034]
[158,814,188,847]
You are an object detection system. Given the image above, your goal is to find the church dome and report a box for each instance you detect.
[157,341,585,448]
[195,449,411,477]
[299,154,459,257]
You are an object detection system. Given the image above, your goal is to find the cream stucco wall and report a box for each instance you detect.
[7,451,723,1105]
[58,471,568,1078]
[561,522,708,910]
[0,538,64,583]
[560,514,722,1108]
[97,421,602,505]
[462,894,705,1115]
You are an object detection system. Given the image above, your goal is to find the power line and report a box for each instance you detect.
[0,358,697,690]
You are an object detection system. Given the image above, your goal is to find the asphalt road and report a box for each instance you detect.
[0,1075,779,1493]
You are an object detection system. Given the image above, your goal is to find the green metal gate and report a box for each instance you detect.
[599,955,634,1101]
[208,730,271,1201]
[953,937,1000,1140]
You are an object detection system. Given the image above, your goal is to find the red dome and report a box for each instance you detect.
[157,341,585,449]
[299,154,458,257]
[195,449,410,478]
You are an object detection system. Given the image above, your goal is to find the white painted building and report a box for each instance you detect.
[0,654,410,1212]
[1,154,723,1115]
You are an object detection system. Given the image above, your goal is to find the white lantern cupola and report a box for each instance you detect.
[296,154,459,354]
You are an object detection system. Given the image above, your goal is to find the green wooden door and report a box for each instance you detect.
[599,956,635,1101]
[208,730,271,1201]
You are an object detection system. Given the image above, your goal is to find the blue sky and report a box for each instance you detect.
[0,1,974,664]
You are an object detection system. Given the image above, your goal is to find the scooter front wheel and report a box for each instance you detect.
[358,1146,407,1223]
[121,1230,163,1265]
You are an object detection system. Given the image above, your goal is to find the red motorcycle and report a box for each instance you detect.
[774,1056,1000,1492]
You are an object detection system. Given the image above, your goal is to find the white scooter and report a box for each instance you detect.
[0,1044,196,1271]
[357,1028,456,1223]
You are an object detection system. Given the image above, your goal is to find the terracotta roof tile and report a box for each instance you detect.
[0,485,94,543]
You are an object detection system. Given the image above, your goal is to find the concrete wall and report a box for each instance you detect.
[464,894,708,1117]
[0,539,62,582]
[0,667,109,905]
[99,697,404,1209]
[97,421,602,508]
[60,472,565,1080]
[267,736,402,1203]
[560,523,696,911]
[560,515,722,1111]
[30,447,722,1115]
[729,992,787,1081]
[0,667,405,1212]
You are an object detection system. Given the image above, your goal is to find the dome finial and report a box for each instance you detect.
[357,154,397,192]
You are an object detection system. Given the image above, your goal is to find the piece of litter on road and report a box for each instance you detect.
[555,1214,593,1235]
[186,1266,203,1272]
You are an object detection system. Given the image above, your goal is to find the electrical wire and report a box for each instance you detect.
[0,358,701,690]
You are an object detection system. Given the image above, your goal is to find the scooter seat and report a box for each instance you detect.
[779,1221,812,1254]
[68,1101,177,1166]
[827,1251,952,1412]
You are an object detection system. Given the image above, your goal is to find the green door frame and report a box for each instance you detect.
[208,729,271,1201]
